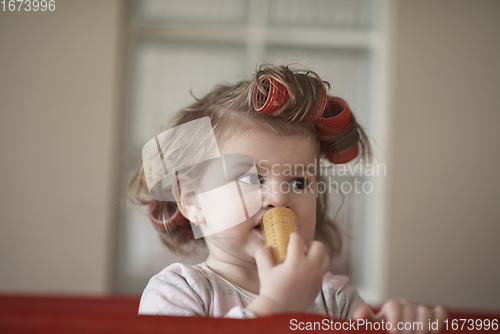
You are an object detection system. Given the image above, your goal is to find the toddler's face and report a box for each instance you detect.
[198,127,318,264]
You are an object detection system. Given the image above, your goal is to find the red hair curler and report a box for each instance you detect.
[307,84,328,122]
[252,76,289,114]
[148,200,182,230]
[317,96,352,136]
[326,142,360,164]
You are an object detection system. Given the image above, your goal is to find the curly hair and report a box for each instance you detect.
[127,64,372,260]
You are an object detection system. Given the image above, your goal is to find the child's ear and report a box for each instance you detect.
[181,196,203,226]
[172,174,204,226]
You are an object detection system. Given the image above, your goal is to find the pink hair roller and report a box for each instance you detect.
[252,76,289,114]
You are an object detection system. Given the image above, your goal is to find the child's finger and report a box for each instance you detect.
[376,300,403,334]
[430,306,447,334]
[287,232,305,260]
[352,304,376,321]
[254,245,275,272]
[416,305,431,334]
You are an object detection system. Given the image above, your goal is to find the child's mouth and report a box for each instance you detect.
[254,219,265,236]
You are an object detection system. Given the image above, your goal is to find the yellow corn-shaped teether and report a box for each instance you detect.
[262,207,297,263]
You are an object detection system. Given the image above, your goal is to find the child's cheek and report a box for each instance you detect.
[297,196,317,242]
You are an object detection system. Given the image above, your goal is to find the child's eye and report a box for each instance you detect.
[290,178,308,190]
[238,173,263,185]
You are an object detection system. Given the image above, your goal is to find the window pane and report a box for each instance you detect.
[119,0,383,295]
[130,40,246,148]
[136,0,248,24]
[268,0,375,28]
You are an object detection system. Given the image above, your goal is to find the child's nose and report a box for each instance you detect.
[261,181,291,209]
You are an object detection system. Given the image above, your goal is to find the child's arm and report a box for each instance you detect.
[247,232,331,316]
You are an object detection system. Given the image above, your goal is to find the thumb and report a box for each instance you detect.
[254,245,275,273]
[352,304,376,321]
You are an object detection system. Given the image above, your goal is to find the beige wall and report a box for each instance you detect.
[0,0,125,294]
[0,0,499,311]
[387,0,500,310]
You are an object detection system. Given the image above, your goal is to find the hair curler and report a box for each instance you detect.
[316,96,352,135]
[148,200,183,230]
[252,76,289,114]
[325,142,360,164]
[307,84,328,122]
[317,96,359,164]
[253,75,328,122]
[262,207,298,263]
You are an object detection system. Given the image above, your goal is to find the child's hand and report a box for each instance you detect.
[353,299,448,334]
[251,232,331,314]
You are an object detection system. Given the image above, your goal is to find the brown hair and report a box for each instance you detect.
[127,64,372,259]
